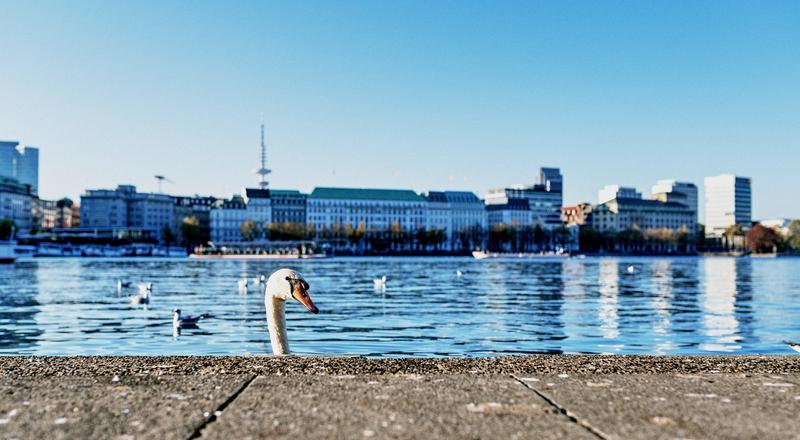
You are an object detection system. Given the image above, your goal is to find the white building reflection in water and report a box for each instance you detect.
[702,258,741,352]
[560,260,587,346]
[650,260,676,353]
[598,260,622,352]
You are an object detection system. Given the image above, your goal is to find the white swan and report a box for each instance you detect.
[264,269,319,355]
[373,275,387,289]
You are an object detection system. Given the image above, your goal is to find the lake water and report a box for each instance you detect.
[1,256,799,357]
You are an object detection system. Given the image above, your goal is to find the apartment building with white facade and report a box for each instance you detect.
[209,189,272,243]
[209,195,247,243]
[704,174,752,237]
[306,187,426,233]
[592,197,696,233]
[423,191,486,250]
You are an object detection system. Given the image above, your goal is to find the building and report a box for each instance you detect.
[592,197,696,234]
[80,185,175,240]
[485,167,564,228]
[209,195,247,243]
[37,198,76,229]
[209,189,272,243]
[423,191,486,250]
[598,185,641,204]
[307,187,426,233]
[704,175,752,237]
[759,218,791,236]
[650,180,698,232]
[270,190,307,224]
[0,176,34,232]
[486,198,532,226]
[173,195,217,244]
[561,203,593,227]
[0,141,39,195]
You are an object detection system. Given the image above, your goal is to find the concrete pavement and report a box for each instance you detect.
[0,356,798,439]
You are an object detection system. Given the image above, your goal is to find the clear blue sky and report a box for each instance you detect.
[1,1,798,220]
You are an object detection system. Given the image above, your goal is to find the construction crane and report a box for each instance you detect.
[154,175,174,193]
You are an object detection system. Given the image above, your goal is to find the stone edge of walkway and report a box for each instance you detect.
[1,355,798,377]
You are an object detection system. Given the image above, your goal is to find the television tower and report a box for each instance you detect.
[255,123,271,188]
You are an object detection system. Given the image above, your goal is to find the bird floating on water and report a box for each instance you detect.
[253,274,267,285]
[373,275,387,289]
[784,341,800,353]
[238,279,249,294]
[456,270,463,277]
[172,308,207,329]
[626,265,635,274]
[130,289,152,304]
[264,269,319,355]
[117,279,132,291]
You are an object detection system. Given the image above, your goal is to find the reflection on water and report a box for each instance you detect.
[0,256,798,357]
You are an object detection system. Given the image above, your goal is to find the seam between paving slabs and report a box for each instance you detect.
[187,374,258,439]
[511,374,609,440]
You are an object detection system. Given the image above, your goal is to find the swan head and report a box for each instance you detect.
[266,268,319,314]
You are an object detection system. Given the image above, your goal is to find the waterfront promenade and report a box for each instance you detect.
[1,356,798,439]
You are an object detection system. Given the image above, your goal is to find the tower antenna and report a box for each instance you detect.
[255,123,271,188]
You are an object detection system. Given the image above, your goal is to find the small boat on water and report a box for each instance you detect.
[190,240,326,260]
[472,250,570,260]
[0,240,16,264]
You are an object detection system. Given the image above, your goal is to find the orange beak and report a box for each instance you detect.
[292,280,319,314]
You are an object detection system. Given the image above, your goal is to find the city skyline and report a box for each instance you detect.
[2,1,799,219]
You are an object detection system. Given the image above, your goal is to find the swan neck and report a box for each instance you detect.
[266,296,290,355]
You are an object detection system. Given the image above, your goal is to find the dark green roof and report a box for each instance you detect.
[309,187,424,202]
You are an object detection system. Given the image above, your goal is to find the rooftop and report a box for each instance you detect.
[310,187,425,202]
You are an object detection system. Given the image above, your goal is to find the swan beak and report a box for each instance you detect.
[292,282,319,314]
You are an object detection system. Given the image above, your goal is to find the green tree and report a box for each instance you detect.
[240,220,259,241]
[180,216,202,247]
[162,225,176,246]
[787,220,800,252]
[0,219,15,240]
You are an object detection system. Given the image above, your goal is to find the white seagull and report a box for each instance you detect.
[238,278,249,294]
[117,279,132,292]
[626,265,635,274]
[784,341,800,353]
[456,270,463,278]
[264,269,319,355]
[373,275,387,289]
[130,283,152,305]
[172,308,207,329]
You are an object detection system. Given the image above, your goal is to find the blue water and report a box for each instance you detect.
[0,256,798,357]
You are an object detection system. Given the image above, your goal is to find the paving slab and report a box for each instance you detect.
[517,373,800,440]
[200,375,596,440]
[1,356,799,440]
[0,374,253,440]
